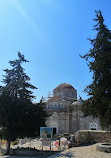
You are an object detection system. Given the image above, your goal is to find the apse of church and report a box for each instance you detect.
[44,83,101,134]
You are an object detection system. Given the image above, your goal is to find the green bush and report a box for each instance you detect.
[12,140,18,145]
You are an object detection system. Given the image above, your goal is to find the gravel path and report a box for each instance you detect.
[1,144,111,158]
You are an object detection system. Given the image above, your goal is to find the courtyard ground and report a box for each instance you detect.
[1,143,111,158]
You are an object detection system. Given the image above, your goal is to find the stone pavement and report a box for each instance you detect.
[47,144,111,158]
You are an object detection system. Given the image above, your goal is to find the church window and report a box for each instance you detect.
[89,123,98,130]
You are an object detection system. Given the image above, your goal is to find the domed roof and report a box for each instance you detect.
[72,100,83,106]
[54,83,75,91]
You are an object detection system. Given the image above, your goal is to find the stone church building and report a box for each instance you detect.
[44,83,102,134]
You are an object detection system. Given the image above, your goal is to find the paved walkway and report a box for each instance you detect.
[1,144,111,158]
[47,144,111,158]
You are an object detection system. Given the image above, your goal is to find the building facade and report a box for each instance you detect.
[44,83,102,134]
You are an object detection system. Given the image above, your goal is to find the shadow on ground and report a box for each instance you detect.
[47,150,75,158]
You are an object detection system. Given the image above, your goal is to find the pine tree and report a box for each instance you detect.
[81,10,111,129]
[0,52,48,154]
[2,52,37,101]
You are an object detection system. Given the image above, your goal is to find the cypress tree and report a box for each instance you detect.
[81,10,111,129]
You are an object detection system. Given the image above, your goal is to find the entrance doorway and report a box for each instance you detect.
[50,122,58,134]
[53,127,57,135]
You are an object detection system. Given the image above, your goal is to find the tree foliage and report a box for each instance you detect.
[81,10,111,128]
[0,52,48,153]
[2,52,37,101]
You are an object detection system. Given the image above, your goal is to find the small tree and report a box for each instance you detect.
[81,10,111,129]
[0,52,48,154]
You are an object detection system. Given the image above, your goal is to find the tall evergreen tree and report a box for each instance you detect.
[2,52,37,101]
[81,10,111,129]
[0,52,48,154]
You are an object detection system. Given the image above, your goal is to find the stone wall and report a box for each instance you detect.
[46,111,70,134]
[96,143,111,153]
[70,130,111,147]
[80,115,102,130]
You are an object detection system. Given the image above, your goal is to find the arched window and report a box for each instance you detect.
[89,123,98,130]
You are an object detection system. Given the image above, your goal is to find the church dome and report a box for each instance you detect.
[53,83,77,100]
[72,100,82,106]
[54,83,75,91]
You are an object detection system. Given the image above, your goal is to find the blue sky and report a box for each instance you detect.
[0,0,111,102]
